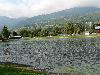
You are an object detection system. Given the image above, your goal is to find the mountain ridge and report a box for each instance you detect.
[0,7,100,29]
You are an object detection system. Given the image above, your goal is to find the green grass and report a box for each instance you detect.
[0,63,47,75]
[91,33,100,36]
[8,33,100,41]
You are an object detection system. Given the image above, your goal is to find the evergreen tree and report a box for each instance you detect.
[1,26,10,40]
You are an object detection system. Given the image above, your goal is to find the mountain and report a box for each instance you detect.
[16,7,100,27]
[1,7,100,29]
[0,16,27,29]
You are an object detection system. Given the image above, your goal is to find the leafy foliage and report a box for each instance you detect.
[12,31,18,36]
[74,23,85,34]
[52,26,62,36]
[64,22,74,35]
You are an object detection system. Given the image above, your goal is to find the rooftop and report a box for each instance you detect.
[95,26,100,29]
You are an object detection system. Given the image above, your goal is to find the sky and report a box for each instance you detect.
[0,0,100,18]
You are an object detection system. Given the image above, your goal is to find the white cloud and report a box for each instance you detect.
[0,0,100,18]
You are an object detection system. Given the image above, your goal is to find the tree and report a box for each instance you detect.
[64,22,74,35]
[89,22,95,34]
[1,26,10,40]
[12,31,18,36]
[18,28,30,37]
[74,23,85,34]
[52,26,62,36]
[39,28,49,37]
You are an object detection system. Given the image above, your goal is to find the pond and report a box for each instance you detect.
[0,37,100,73]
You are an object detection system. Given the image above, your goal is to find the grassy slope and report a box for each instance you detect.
[0,63,47,75]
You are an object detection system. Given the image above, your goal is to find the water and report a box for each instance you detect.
[0,37,100,72]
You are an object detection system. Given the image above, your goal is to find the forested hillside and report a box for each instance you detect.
[0,7,100,28]
[16,7,100,27]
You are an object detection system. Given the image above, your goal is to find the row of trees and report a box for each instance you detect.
[15,22,95,37]
[16,26,62,37]
[64,22,95,35]
[1,22,95,40]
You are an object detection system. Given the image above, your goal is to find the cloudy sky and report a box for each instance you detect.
[0,0,100,18]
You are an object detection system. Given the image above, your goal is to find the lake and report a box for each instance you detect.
[0,37,100,73]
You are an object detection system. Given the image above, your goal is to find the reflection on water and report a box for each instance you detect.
[0,37,100,71]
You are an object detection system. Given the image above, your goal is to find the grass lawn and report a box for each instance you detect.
[4,33,100,42]
[14,34,96,40]
[0,62,47,75]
